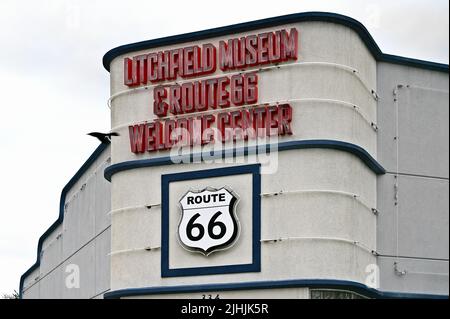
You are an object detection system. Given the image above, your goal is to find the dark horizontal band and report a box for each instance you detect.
[102,11,448,73]
[103,278,448,299]
[104,139,385,182]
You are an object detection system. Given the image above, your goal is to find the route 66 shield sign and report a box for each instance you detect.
[178,187,240,256]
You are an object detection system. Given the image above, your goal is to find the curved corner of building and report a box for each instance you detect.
[21,11,448,300]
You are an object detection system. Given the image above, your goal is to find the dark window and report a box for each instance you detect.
[310,289,368,299]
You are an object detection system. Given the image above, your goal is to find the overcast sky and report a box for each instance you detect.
[0,0,448,295]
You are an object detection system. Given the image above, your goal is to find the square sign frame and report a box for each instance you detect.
[161,164,261,277]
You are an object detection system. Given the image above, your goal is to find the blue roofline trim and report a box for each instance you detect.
[19,142,110,299]
[103,278,449,299]
[102,11,448,73]
[103,139,386,182]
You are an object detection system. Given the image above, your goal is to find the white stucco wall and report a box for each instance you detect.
[107,20,379,298]
[376,62,449,295]
[21,146,112,299]
[109,21,377,165]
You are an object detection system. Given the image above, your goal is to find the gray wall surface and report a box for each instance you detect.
[376,62,449,295]
[21,146,111,299]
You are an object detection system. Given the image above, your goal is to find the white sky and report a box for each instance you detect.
[0,0,448,295]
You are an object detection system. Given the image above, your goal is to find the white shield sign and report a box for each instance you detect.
[178,187,240,256]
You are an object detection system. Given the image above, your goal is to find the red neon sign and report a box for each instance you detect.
[123,28,299,153]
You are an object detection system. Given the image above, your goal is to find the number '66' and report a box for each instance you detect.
[186,212,226,241]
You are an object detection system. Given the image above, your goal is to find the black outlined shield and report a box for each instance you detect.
[178,187,240,256]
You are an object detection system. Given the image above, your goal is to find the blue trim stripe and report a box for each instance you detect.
[161,164,261,277]
[104,139,386,182]
[102,12,448,73]
[103,278,449,299]
[252,165,261,274]
[19,142,110,299]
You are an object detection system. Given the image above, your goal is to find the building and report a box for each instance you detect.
[20,12,449,299]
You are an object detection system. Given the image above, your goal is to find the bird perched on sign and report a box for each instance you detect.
[87,132,120,143]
